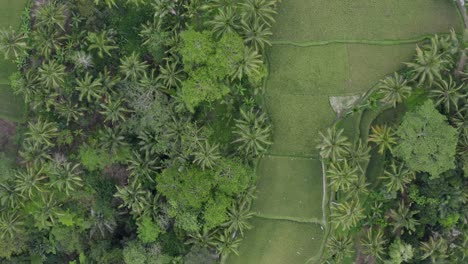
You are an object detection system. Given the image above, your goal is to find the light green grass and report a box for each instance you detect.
[229,218,324,264]
[0,0,27,122]
[252,156,323,221]
[272,0,462,42]
[265,93,334,156]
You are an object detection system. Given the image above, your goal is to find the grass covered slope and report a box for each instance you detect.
[0,0,27,121]
[272,0,462,42]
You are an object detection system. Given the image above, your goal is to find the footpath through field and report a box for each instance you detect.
[228,1,462,263]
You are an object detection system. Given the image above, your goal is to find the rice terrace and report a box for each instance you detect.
[0,0,466,263]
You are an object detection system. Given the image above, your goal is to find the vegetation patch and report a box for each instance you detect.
[252,156,323,221]
[229,218,324,264]
[271,0,462,42]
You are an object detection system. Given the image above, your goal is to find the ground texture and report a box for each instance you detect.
[228,0,461,263]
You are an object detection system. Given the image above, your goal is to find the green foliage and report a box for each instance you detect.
[78,144,112,171]
[395,100,458,178]
[137,216,161,243]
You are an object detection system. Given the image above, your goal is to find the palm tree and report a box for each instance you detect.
[346,174,369,201]
[71,51,94,71]
[14,166,48,199]
[56,99,83,125]
[157,59,184,89]
[35,1,67,31]
[99,126,127,155]
[38,60,66,89]
[405,45,449,86]
[193,140,221,170]
[346,139,371,170]
[387,202,419,236]
[430,76,465,113]
[330,200,365,231]
[87,31,118,58]
[241,19,272,51]
[25,118,59,147]
[19,140,52,166]
[114,180,151,216]
[231,47,262,81]
[326,235,353,263]
[0,212,24,239]
[379,161,415,193]
[32,193,63,229]
[317,127,351,161]
[327,160,359,192]
[0,181,25,208]
[377,73,412,107]
[214,230,242,263]
[0,27,27,60]
[240,0,277,26]
[152,0,177,20]
[76,73,103,102]
[127,151,160,183]
[208,7,239,39]
[137,130,161,156]
[233,107,272,157]
[126,0,147,6]
[368,124,397,154]
[99,98,128,124]
[119,52,148,81]
[360,227,387,262]
[186,227,217,249]
[420,236,448,263]
[11,70,39,104]
[32,28,62,59]
[94,0,117,8]
[48,162,83,196]
[88,209,116,239]
[223,201,254,236]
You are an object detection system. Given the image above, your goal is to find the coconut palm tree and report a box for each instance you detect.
[94,0,117,8]
[32,193,63,228]
[346,139,371,170]
[326,235,354,263]
[137,130,161,156]
[240,0,277,26]
[233,107,272,157]
[0,181,24,209]
[157,59,184,89]
[387,202,419,236]
[317,127,351,161]
[330,200,365,231]
[360,227,387,262]
[0,27,27,60]
[0,212,24,239]
[14,166,48,199]
[152,0,177,20]
[87,31,118,58]
[127,151,160,183]
[241,19,272,51]
[346,174,369,201]
[231,46,262,81]
[25,118,59,147]
[35,1,67,32]
[420,236,448,263]
[405,45,449,86]
[19,139,52,166]
[193,140,221,170]
[76,72,102,102]
[368,124,397,154]
[380,161,415,194]
[223,201,254,236]
[71,51,94,71]
[38,60,66,89]
[114,179,151,216]
[48,162,83,196]
[56,99,84,125]
[88,209,116,239]
[99,98,128,124]
[430,76,465,113]
[214,230,242,262]
[99,126,127,155]
[186,227,217,249]
[32,28,62,59]
[327,160,359,192]
[11,70,39,104]
[119,52,148,81]
[377,73,412,107]
[208,7,239,39]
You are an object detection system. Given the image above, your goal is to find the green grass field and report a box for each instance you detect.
[229,218,324,264]
[252,156,323,221]
[272,0,462,42]
[0,0,27,122]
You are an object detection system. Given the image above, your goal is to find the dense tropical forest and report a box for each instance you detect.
[0,0,467,263]
[0,0,277,262]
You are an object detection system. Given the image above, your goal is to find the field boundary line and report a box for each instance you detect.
[270,33,456,47]
[264,152,318,160]
[253,214,325,226]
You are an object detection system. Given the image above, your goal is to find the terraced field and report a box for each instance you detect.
[228,0,462,263]
[0,0,27,122]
